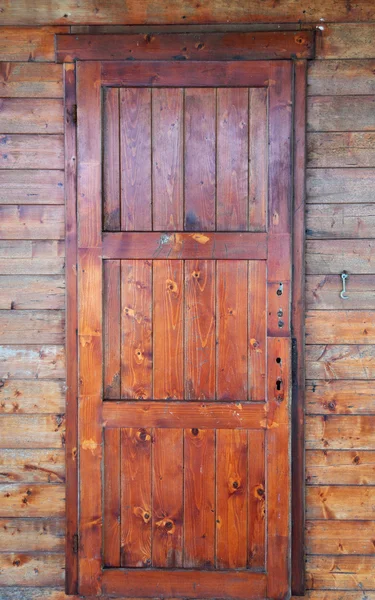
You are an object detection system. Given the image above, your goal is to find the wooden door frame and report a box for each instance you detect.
[62,30,313,596]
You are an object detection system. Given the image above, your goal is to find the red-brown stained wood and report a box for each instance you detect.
[184,427,215,568]
[103,260,121,399]
[152,88,183,231]
[184,88,216,231]
[248,261,266,401]
[121,260,152,400]
[217,261,248,401]
[217,88,248,231]
[153,260,183,400]
[152,428,183,568]
[104,428,120,567]
[248,430,265,569]
[185,260,215,400]
[103,88,120,231]
[121,427,152,568]
[120,88,151,231]
[216,429,248,569]
[249,87,268,232]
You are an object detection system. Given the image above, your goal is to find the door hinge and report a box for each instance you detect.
[72,533,79,554]
[72,104,77,125]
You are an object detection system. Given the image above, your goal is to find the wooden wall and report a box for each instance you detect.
[0,16,374,600]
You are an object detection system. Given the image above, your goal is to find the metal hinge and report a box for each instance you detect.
[72,533,79,554]
[72,104,77,125]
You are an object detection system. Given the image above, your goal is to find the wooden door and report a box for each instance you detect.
[75,60,292,599]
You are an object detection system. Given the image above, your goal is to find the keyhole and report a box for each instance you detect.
[276,379,282,391]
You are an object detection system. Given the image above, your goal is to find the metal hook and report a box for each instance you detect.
[340,271,349,300]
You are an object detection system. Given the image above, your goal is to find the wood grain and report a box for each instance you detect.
[0,345,65,380]
[306,240,375,275]
[103,428,120,567]
[0,448,65,483]
[103,87,120,231]
[306,344,375,380]
[0,27,69,61]
[306,450,375,485]
[0,484,65,517]
[306,311,375,345]
[248,430,265,568]
[306,415,375,449]
[0,379,64,414]
[249,87,268,232]
[305,520,375,555]
[306,486,375,520]
[307,168,375,204]
[103,260,121,399]
[0,171,64,205]
[306,380,375,414]
[308,132,375,168]
[0,275,64,309]
[308,96,375,132]
[0,135,64,169]
[0,518,64,551]
[0,63,63,98]
[0,310,64,344]
[306,204,375,239]
[316,24,375,60]
[0,206,64,240]
[0,98,64,134]
[308,60,375,96]
[306,555,375,590]
[248,261,266,401]
[306,275,375,310]
[0,552,64,587]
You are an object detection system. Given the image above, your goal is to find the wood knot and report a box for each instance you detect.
[137,428,151,443]
[232,481,239,489]
[191,428,199,436]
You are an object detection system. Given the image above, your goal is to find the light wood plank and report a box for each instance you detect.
[0,518,65,551]
[306,555,375,591]
[0,135,64,169]
[308,60,375,96]
[0,99,63,134]
[0,345,65,380]
[306,415,375,449]
[308,132,375,168]
[306,204,375,239]
[0,310,64,344]
[306,380,375,414]
[306,450,375,485]
[0,27,69,61]
[307,168,375,205]
[306,486,375,520]
[0,448,65,483]
[306,310,375,345]
[306,344,375,380]
[0,171,64,204]
[0,206,64,240]
[0,63,63,98]
[0,484,65,517]
[308,96,375,132]
[306,240,375,275]
[306,275,375,310]
[305,520,375,555]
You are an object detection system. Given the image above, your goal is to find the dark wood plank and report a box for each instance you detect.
[185,88,216,231]
[0,135,64,170]
[248,261,266,401]
[103,231,267,260]
[121,427,152,567]
[0,171,64,205]
[0,98,63,134]
[152,428,183,568]
[121,260,152,399]
[104,428,120,567]
[249,87,268,232]
[185,260,215,400]
[152,88,183,231]
[103,260,121,399]
[0,63,63,98]
[153,260,183,400]
[184,428,215,568]
[217,87,248,231]
[56,31,314,62]
[103,87,120,231]
[248,430,265,569]
[120,87,152,231]
[217,261,248,401]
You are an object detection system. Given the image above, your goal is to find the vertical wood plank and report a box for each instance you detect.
[249,88,268,232]
[153,260,183,400]
[104,428,120,567]
[120,88,151,231]
[216,429,248,569]
[103,87,120,231]
[121,427,152,568]
[248,261,266,401]
[217,88,248,231]
[184,428,215,568]
[152,428,183,568]
[121,259,152,400]
[185,260,215,400]
[152,88,183,231]
[103,260,120,399]
[184,88,216,231]
[64,62,78,596]
[248,430,265,569]
[217,261,248,401]
[77,60,102,596]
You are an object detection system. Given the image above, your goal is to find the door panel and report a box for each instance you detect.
[76,60,292,599]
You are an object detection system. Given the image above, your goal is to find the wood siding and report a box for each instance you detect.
[0,17,374,600]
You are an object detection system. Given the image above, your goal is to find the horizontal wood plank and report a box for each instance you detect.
[306,310,375,345]
[0,448,65,482]
[306,345,375,380]
[0,518,64,551]
[306,450,375,484]
[103,232,268,260]
[306,486,375,520]
[0,484,65,516]
[0,415,65,448]
[0,552,64,586]
[308,60,375,96]
[304,593,375,600]
[306,380,375,414]
[0,171,64,205]
[308,96,375,132]
[0,27,69,62]
[306,204,375,239]
[306,415,375,449]
[0,99,64,134]
[316,24,375,60]
[307,168,375,204]
[306,240,375,274]
[0,275,65,309]
[306,555,375,590]
[0,310,64,344]
[0,345,65,379]
[308,132,375,168]
[0,63,63,98]
[306,275,375,310]
[305,520,375,555]
[0,379,65,414]
[0,135,64,170]
[0,206,65,240]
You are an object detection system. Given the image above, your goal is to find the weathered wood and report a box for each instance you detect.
[56,31,314,62]
[0,99,64,134]
[0,27,69,61]
[307,168,375,205]
[306,486,375,520]
[306,204,375,239]
[0,552,64,587]
[0,484,65,517]
[0,275,64,309]
[308,132,375,168]
[306,311,375,345]
[0,240,64,275]
[306,555,375,590]
[306,450,375,485]
[0,310,64,344]
[306,415,375,449]
[0,171,64,204]
[0,206,65,240]
[316,24,375,60]
[306,240,375,275]
[305,520,375,555]
[306,344,375,380]
[0,415,65,449]
[308,60,375,96]
[306,380,375,414]
[0,345,65,380]
[0,135,64,170]
[0,63,63,98]
[0,518,65,551]
[0,379,65,414]
[308,96,375,132]
[306,275,375,310]
[0,448,65,483]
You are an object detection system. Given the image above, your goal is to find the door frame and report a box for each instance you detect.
[61,30,313,596]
